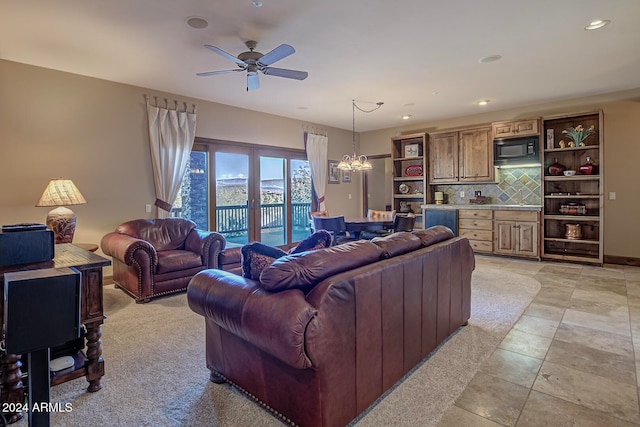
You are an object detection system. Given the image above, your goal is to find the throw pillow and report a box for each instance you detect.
[241,242,287,281]
[288,230,332,254]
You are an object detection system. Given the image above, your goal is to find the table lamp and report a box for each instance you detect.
[36,178,87,243]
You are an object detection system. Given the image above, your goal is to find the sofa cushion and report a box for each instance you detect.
[260,240,384,293]
[156,250,203,274]
[116,218,196,251]
[371,232,423,259]
[289,230,332,254]
[220,246,242,266]
[241,243,288,280]
[412,226,454,247]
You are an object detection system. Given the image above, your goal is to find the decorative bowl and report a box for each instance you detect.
[563,170,576,176]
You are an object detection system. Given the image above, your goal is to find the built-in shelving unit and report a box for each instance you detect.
[541,111,603,264]
[391,132,428,229]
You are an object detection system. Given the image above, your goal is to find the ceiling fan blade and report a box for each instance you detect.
[262,67,308,80]
[247,72,260,91]
[204,45,246,67]
[196,69,244,77]
[257,44,295,66]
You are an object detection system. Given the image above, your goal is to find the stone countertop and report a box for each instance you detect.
[421,204,541,211]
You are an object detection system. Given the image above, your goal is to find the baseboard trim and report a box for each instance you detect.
[103,274,114,285]
[604,255,640,267]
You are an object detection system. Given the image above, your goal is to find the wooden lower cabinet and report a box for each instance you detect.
[458,210,493,253]
[494,210,539,258]
[457,209,540,259]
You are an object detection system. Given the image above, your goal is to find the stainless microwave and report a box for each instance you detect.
[493,136,539,166]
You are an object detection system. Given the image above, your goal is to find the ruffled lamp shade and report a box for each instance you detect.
[36,179,87,243]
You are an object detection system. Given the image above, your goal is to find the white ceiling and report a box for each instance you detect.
[2,0,640,132]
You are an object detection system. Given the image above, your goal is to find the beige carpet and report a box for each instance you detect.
[14,265,540,427]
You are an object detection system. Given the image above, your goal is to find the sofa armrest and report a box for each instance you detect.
[100,232,157,268]
[185,229,226,269]
[187,269,317,369]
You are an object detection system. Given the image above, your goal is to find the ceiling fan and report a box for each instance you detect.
[197,40,308,91]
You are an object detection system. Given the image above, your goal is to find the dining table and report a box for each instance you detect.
[344,217,394,238]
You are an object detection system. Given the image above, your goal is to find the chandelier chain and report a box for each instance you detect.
[338,99,384,171]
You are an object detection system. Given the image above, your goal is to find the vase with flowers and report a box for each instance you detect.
[562,124,595,147]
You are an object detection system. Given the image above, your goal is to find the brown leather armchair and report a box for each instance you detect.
[101,218,225,303]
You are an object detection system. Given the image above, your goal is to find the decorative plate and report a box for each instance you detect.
[404,165,423,176]
[399,183,410,194]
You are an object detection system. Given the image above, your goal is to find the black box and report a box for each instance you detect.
[3,267,81,354]
[0,228,54,267]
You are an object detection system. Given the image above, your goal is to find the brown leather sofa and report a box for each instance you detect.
[101,218,225,303]
[187,226,474,426]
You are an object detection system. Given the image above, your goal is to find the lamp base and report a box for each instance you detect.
[46,206,77,244]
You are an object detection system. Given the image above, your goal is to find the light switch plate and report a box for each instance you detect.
[609,192,616,200]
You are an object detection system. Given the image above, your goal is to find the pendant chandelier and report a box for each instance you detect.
[338,99,384,171]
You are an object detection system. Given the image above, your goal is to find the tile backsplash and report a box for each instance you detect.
[433,167,541,205]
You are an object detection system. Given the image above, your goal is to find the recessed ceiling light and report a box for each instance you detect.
[252,1,263,7]
[297,106,308,110]
[478,100,490,106]
[402,114,412,120]
[585,19,611,30]
[403,102,415,107]
[432,91,439,95]
[479,55,502,64]
[186,16,209,29]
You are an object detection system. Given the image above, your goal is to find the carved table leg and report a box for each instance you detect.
[84,321,104,392]
[0,352,24,423]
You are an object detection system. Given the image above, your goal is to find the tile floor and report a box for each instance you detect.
[439,255,640,427]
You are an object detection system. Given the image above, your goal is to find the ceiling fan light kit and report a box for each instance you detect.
[338,100,384,171]
[197,40,308,91]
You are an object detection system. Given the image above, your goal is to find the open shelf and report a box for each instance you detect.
[544,237,600,245]
[544,145,599,153]
[391,133,428,227]
[544,175,600,181]
[544,195,600,199]
[541,111,603,264]
[544,215,600,221]
[393,176,424,182]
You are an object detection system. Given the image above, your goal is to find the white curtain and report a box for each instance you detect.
[146,98,197,218]
[306,132,328,211]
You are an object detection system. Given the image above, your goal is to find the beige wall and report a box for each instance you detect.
[361,90,640,259]
[2,59,639,261]
[0,60,363,274]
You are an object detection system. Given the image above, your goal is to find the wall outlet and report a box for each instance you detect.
[459,190,465,199]
[145,204,152,213]
[348,193,352,200]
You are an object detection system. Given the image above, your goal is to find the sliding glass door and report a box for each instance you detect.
[215,149,251,245]
[173,140,311,248]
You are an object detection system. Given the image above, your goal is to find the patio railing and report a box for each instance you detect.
[216,202,311,236]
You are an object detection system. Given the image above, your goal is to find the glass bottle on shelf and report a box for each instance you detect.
[548,157,566,176]
[579,156,597,175]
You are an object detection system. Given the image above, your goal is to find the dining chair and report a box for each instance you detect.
[308,210,329,219]
[393,214,416,232]
[308,210,329,233]
[312,215,357,246]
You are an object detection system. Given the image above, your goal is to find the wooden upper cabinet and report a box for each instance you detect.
[429,132,458,183]
[429,127,494,183]
[492,119,539,139]
[459,127,493,182]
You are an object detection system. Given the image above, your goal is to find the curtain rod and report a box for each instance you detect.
[145,95,196,114]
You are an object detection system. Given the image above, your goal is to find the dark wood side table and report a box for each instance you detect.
[0,244,110,423]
